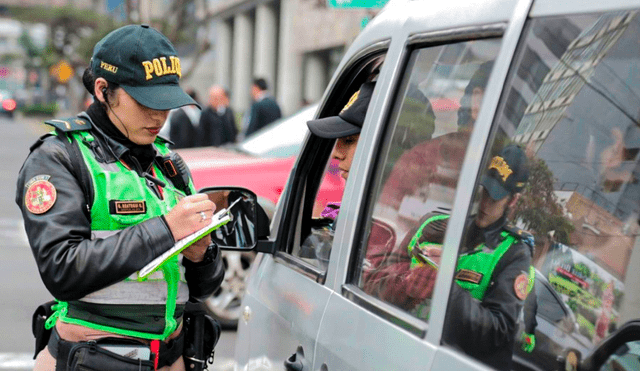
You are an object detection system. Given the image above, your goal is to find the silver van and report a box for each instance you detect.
[207,0,640,369]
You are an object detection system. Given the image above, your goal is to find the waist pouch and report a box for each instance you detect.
[32,300,57,359]
[48,327,184,371]
[183,301,221,371]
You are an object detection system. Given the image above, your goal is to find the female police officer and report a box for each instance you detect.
[16,25,223,371]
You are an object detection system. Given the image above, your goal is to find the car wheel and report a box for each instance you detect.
[204,250,256,329]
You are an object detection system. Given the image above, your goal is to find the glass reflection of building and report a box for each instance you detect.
[500,11,640,279]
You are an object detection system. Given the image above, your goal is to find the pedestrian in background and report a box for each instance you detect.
[166,87,202,148]
[17,24,224,371]
[198,85,237,147]
[243,77,282,137]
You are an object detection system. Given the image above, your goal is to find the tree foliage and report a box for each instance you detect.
[513,156,575,245]
[6,1,211,103]
[7,5,122,67]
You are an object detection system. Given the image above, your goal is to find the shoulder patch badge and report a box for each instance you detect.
[514,273,529,300]
[24,175,57,215]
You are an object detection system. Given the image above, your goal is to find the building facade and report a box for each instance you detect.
[206,0,377,117]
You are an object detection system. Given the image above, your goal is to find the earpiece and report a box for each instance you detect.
[102,87,109,104]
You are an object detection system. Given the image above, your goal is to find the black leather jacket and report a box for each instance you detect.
[442,215,533,371]
[15,115,224,305]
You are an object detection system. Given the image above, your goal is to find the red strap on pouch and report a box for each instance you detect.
[150,339,160,371]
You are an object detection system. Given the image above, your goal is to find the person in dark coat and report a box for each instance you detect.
[167,88,201,148]
[198,85,237,147]
[244,78,282,137]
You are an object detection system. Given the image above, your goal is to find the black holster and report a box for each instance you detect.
[183,301,221,371]
[32,300,57,359]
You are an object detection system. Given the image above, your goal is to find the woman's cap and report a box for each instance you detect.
[307,82,375,138]
[91,24,200,110]
[481,144,529,200]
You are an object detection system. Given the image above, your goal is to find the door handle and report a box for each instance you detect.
[284,346,309,371]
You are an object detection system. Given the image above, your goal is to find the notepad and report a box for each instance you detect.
[139,198,242,279]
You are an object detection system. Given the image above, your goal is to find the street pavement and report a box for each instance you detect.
[0,113,236,370]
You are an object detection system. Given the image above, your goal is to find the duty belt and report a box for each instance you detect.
[47,327,184,370]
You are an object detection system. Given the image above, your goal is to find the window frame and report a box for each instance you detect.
[339,24,514,339]
[271,40,391,284]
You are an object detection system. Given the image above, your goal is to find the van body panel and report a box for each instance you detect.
[232,255,333,369]
[233,0,640,370]
[314,290,439,371]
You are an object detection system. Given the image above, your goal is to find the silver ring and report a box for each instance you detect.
[199,211,207,222]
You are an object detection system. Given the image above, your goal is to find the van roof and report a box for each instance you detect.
[352,0,517,48]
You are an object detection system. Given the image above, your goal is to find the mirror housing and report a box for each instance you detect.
[579,320,640,371]
[198,186,270,251]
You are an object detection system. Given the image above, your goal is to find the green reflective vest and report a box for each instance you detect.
[408,215,534,301]
[47,129,195,340]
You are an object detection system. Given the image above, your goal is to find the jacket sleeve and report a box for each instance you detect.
[182,245,225,301]
[245,104,259,136]
[442,241,532,356]
[362,214,440,310]
[16,136,175,301]
[524,286,538,334]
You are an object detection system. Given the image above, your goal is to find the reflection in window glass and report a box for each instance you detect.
[536,283,566,323]
[355,38,501,324]
[485,9,640,371]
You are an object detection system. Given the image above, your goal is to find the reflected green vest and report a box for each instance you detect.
[408,215,534,301]
[46,128,195,340]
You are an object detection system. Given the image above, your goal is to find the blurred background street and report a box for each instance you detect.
[0,0,383,369]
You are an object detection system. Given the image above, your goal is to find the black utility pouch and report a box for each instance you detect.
[32,300,56,359]
[67,340,154,371]
[183,301,221,371]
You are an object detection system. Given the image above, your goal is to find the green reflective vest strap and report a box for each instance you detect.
[527,265,535,294]
[48,131,190,340]
[408,214,450,268]
[407,214,517,301]
[455,232,515,301]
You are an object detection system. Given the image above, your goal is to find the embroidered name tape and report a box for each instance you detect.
[109,200,147,215]
[455,269,483,284]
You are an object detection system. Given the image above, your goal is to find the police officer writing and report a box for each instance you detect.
[364,144,534,371]
[16,25,224,371]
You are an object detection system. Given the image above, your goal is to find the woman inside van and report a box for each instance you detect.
[297,81,375,269]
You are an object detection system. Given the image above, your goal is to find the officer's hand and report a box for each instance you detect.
[182,234,211,263]
[422,245,442,266]
[164,194,216,241]
[521,332,536,353]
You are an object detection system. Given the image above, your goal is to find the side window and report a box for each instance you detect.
[354,38,502,322]
[448,9,640,371]
[290,55,385,272]
[536,282,567,323]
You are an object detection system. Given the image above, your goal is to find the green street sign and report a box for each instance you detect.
[328,0,389,9]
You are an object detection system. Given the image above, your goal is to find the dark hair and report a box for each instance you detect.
[253,78,268,91]
[82,67,120,105]
[457,61,494,129]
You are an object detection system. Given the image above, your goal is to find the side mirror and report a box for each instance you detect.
[579,320,640,371]
[199,187,270,250]
[598,341,639,370]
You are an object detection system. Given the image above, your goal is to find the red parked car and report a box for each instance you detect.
[176,104,345,327]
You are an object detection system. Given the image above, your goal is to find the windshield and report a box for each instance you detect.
[238,104,318,158]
